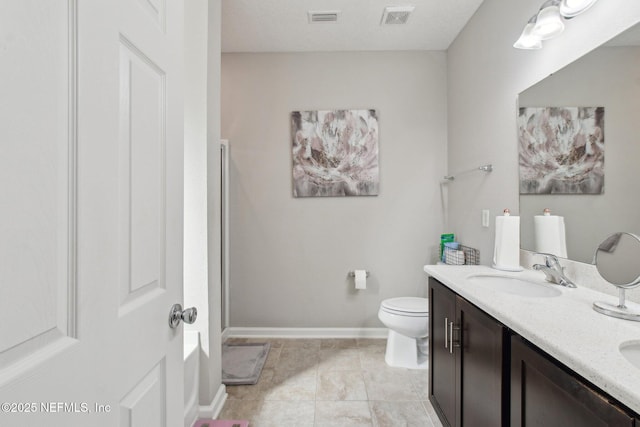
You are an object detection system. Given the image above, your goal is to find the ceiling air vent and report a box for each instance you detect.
[381,5,415,25]
[308,10,340,24]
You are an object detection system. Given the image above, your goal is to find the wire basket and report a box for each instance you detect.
[460,245,480,265]
[444,247,465,265]
[444,245,480,265]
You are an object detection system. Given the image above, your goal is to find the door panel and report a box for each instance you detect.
[119,360,166,426]
[0,0,77,386]
[118,35,167,313]
[114,0,184,425]
[135,0,166,31]
[0,1,184,426]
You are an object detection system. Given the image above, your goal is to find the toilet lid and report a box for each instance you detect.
[381,297,428,314]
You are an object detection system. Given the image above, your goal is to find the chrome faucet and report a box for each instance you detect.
[533,253,577,288]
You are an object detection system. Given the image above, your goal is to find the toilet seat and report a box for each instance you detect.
[381,297,428,317]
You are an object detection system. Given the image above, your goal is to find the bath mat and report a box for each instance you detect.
[222,342,270,385]
[193,420,249,427]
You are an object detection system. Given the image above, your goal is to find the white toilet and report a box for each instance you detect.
[378,297,429,369]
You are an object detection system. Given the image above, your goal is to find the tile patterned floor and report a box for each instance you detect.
[218,338,444,427]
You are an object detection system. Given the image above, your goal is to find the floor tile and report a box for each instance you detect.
[280,338,322,349]
[218,399,264,420]
[225,368,274,401]
[275,347,319,373]
[358,346,390,372]
[363,368,420,401]
[262,346,281,369]
[316,370,368,401]
[315,401,373,426]
[320,338,359,349]
[261,369,317,401]
[422,400,444,427]
[318,348,362,371]
[356,338,387,349]
[410,369,429,400]
[370,401,433,427]
[217,338,440,426]
[225,383,265,401]
[251,401,315,427]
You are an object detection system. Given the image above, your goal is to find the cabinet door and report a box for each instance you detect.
[457,296,507,427]
[511,335,635,427]
[429,278,457,427]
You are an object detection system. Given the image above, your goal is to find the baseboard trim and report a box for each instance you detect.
[198,383,227,419]
[223,327,388,339]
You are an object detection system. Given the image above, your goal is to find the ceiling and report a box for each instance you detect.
[221,0,485,53]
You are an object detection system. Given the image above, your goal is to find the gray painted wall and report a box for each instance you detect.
[222,51,447,328]
[447,0,640,266]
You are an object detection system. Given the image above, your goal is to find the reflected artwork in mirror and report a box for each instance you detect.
[518,22,640,263]
[593,232,640,321]
[518,106,604,194]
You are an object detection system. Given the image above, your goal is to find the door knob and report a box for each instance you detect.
[168,303,198,328]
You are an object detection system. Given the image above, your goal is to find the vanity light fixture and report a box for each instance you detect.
[559,0,600,18]
[533,0,565,40]
[513,15,542,50]
[513,0,600,49]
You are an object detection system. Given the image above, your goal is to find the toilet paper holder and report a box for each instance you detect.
[348,270,370,278]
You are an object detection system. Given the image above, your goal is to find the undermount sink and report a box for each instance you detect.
[620,341,640,370]
[466,274,562,298]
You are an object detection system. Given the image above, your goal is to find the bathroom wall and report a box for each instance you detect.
[447,0,640,265]
[221,51,447,328]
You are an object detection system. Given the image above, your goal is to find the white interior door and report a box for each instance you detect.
[0,1,185,426]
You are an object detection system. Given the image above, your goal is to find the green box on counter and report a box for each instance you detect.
[440,233,455,262]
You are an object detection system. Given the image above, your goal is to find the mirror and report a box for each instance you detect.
[593,232,640,321]
[594,232,640,287]
[518,23,640,263]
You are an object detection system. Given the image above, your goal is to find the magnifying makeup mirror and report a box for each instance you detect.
[593,232,640,321]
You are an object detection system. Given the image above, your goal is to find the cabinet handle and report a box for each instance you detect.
[444,317,448,349]
[449,321,461,354]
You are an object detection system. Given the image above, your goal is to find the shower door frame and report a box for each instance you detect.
[220,139,230,331]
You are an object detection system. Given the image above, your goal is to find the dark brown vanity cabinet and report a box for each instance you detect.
[429,277,457,426]
[428,276,640,427]
[429,277,508,427]
[511,335,636,427]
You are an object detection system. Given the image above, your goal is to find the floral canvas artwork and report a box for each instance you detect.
[518,107,604,194]
[291,109,379,197]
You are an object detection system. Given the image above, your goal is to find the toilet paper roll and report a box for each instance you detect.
[534,215,567,258]
[355,270,367,290]
[493,215,523,271]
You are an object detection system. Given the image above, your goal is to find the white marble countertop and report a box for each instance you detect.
[423,264,640,414]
